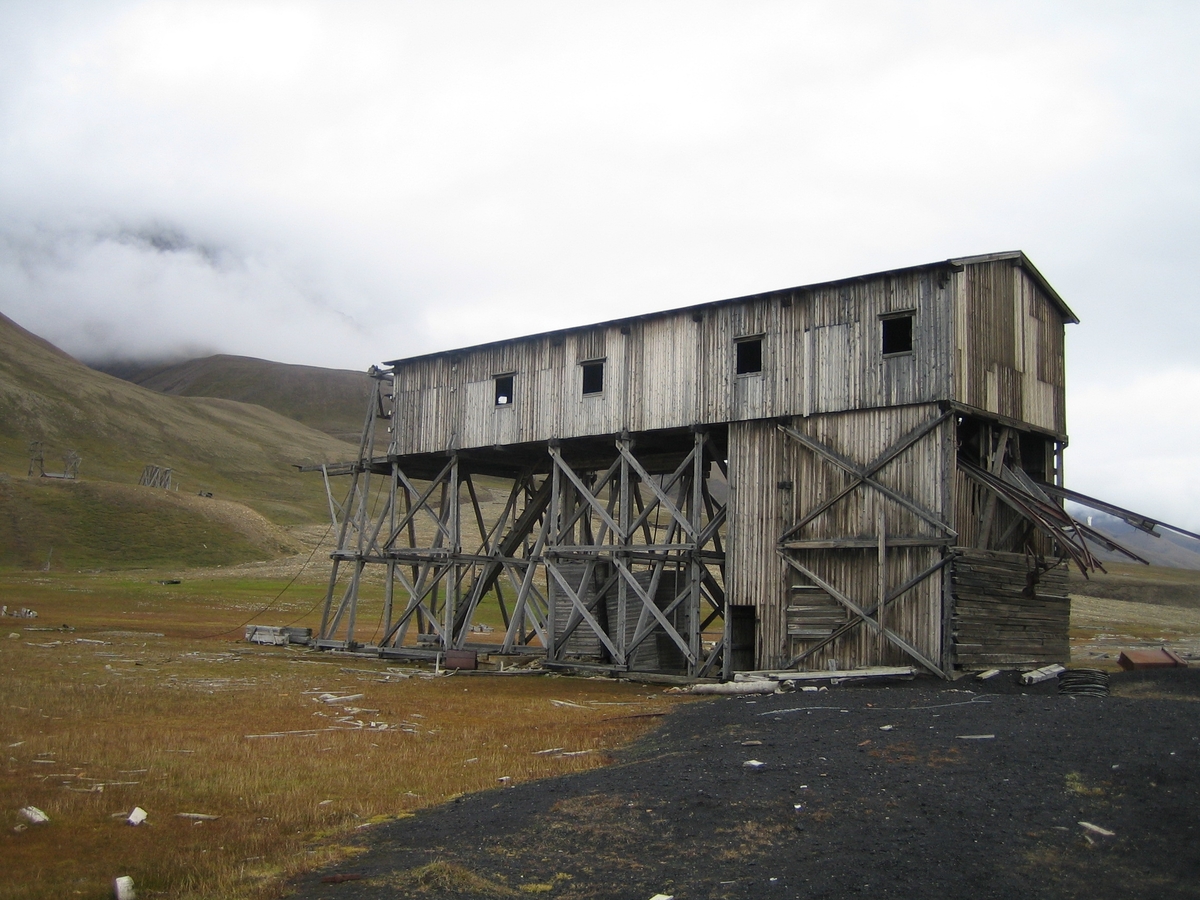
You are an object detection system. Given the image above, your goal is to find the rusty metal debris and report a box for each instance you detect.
[1119,648,1188,669]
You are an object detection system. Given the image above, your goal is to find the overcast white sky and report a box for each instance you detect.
[0,1,1198,528]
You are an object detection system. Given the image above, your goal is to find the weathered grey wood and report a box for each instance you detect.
[781,555,945,677]
[311,252,1076,680]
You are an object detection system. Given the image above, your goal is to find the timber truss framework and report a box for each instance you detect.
[773,407,1149,678]
[776,409,957,677]
[311,373,729,679]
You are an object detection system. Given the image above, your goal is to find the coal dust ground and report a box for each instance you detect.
[289,670,1199,900]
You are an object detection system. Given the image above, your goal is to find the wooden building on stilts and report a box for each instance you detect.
[309,251,1121,679]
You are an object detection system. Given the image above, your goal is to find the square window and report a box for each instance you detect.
[736,337,763,375]
[882,315,913,355]
[494,374,514,406]
[581,361,604,395]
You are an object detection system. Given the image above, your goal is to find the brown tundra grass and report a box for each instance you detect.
[0,572,682,900]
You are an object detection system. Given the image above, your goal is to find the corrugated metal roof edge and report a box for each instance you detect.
[383,251,1078,367]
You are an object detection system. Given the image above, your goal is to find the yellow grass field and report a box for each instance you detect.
[0,570,682,900]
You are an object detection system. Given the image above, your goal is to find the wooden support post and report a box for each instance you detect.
[877,509,886,638]
[690,430,705,677]
[618,438,631,669]
[547,446,561,660]
[977,426,1011,549]
[443,454,460,650]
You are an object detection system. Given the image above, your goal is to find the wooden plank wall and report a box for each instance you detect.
[951,549,1070,668]
[725,419,787,668]
[389,270,955,455]
[727,404,952,671]
[953,260,1067,435]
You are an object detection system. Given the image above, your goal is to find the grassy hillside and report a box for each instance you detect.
[0,310,360,529]
[92,353,373,441]
[0,477,293,570]
[1068,560,1200,608]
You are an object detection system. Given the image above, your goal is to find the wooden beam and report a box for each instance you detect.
[779,424,956,537]
[780,537,951,550]
[779,410,952,542]
[781,555,945,677]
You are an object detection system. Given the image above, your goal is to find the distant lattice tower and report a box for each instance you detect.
[138,464,172,490]
[27,441,44,477]
[63,451,81,479]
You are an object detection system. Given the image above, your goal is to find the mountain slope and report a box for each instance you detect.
[0,310,359,526]
[1080,512,1200,570]
[91,354,373,441]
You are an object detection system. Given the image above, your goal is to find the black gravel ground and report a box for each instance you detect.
[289,670,1199,900]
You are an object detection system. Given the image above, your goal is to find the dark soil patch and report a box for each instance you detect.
[290,670,1200,900]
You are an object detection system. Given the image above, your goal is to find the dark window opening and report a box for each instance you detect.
[1018,431,1051,483]
[735,337,763,375]
[882,314,913,355]
[494,374,514,406]
[581,361,604,395]
[729,605,757,672]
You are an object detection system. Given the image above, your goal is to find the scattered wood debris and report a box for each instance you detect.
[113,875,136,900]
[1020,664,1065,685]
[691,681,777,696]
[18,806,49,825]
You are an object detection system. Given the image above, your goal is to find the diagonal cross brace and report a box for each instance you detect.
[546,561,623,663]
[779,420,956,539]
[779,410,952,541]
[549,447,625,540]
[619,442,698,539]
[780,555,945,677]
[786,554,953,667]
[616,559,697,665]
[384,458,456,547]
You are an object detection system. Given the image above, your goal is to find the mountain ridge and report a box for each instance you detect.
[89,353,373,442]
[0,308,359,527]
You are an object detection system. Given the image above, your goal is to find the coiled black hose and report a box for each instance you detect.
[1058,668,1110,697]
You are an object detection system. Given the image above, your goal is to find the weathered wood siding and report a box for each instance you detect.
[390,269,956,456]
[727,404,953,670]
[952,260,1067,435]
[725,419,788,667]
[951,549,1070,667]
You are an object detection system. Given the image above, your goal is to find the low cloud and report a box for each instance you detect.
[0,219,384,368]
